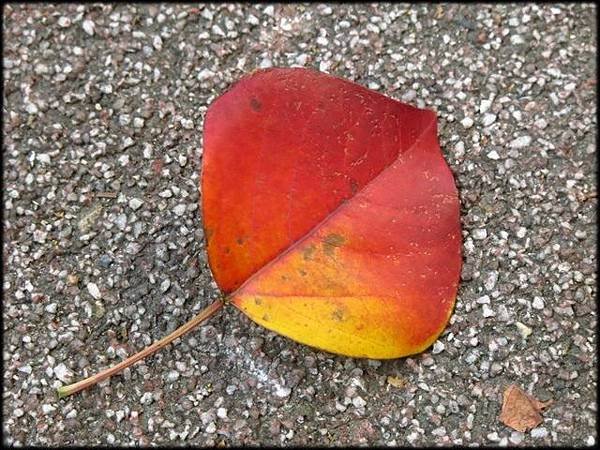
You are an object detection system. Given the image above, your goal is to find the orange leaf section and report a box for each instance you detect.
[499,385,553,432]
[202,68,435,294]
[202,68,462,358]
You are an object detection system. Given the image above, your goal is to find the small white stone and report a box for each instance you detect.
[129,198,144,210]
[509,431,524,444]
[259,57,272,69]
[461,117,474,129]
[181,118,194,129]
[166,370,179,382]
[118,154,130,166]
[153,35,163,50]
[432,341,445,354]
[479,99,492,114]
[532,296,545,310]
[510,35,524,45]
[352,396,367,408]
[217,407,228,419]
[274,386,291,397]
[487,150,500,160]
[482,113,497,127]
[197,69,214,81]
[58,17,71,28]
[133,117,145,128]
[14,408,24,418]
[87,282,101,300]
[160,279,171,293]
[173,204,186,216]
[42,404,56,415]
[510,136,532,149]
[18,364,32,374]
[82,19,95,36]
[25,103,38,114]
[316,36,329,46]
[530,427,548,438]
[454,141,465,158]
[159,189,173,198]
[122,137,135,150]
[482,304,495,318]
[205,422,217,434]
[477,295,491,304]
[54,363,73,383]
[472,228,488,240]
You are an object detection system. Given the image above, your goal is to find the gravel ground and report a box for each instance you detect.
[2,3,597,446]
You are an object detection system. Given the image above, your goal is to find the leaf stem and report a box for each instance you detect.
[57,299,224,399]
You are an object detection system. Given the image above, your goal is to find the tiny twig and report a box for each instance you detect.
[57,299,224,398]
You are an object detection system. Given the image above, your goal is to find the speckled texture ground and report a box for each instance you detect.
[2,3,597,446]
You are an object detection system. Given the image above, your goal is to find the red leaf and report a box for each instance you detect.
[202,68,462,358]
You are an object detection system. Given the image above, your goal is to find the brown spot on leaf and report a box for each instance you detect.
[254,297,262,305]
[250,97,262,112]
[322,233,346,256]
[331,308,345,322]
[302,244,316,261]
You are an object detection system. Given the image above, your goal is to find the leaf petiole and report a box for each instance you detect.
[57,299,224,399]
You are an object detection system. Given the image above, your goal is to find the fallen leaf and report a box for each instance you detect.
[203,67,462,358]
[499,384,553,432]
[57,68,463,398]
[386,376,407,389]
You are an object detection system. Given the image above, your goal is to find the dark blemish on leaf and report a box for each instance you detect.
[322,233,346,256]
[349,178,359,194]
[299,269,307,277]
[250,97,262,111]
[331,308,345,321]
[254,297,262,305]
[262,314,270,322]
[237,237,245,245]
[302,244,316,261]
[224,247,231,254]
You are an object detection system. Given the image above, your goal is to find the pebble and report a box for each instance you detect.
[173,204,187,216]
[352,396,367,408]
[531,427,548,438]
[461,117,474,129]
[532,296,545,310]
[160,279,171,293]
[87,282,101,300]
[166,370,179,382]
[129,198,144,210]
[472,229,488,240]
[53,363,73,382]
[509,136,532,149]
[482,113,497,127]
[82,19,95,36]
[487,150,500,160]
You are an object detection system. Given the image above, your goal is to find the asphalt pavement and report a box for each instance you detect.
[2,3,597,446]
